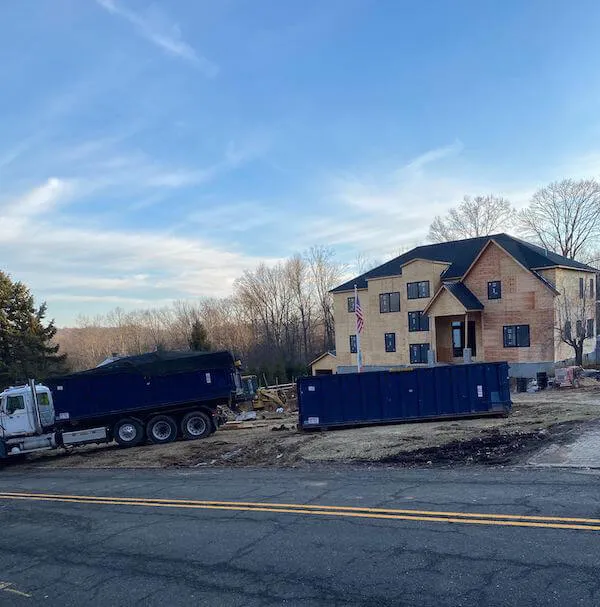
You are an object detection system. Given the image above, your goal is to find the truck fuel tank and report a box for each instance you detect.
[62,427,108,446]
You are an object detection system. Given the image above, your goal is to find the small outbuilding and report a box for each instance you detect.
[310,351,337,376]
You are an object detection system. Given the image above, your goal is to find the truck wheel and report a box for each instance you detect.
[181,411,212,440]
[146,415,178,444]
[114,418,144,448]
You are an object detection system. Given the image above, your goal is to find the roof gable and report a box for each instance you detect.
[309,351,337,366]
[424,282,484,315]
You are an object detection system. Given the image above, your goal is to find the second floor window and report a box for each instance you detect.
[408,311,429,332]
[588,319,595,338]
[407,281,430,299]
[580,277,585,298]
[347,296,355,312]
[349,335,357,353]
[590,278,595,298]
[488,281,501,299]
[384,332,396,352]
[380,292,400,313]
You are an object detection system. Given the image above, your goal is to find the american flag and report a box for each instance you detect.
[355,294,364,334]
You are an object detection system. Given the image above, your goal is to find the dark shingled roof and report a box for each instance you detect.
[444,282,484,311]
[331,233,597,293]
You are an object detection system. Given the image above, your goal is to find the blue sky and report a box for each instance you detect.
[2,0,600,325]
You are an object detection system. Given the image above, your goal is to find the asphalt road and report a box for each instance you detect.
[1,466,599,606]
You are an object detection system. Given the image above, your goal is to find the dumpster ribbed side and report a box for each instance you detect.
[298,362,511,430]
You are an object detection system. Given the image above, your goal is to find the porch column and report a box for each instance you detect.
[463,311,472,363]
[429,313,436,365]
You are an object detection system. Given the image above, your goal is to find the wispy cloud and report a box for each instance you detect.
[187,202,278,233]
[0,137,36,171]
[95,0,218,76]
[294,142,522,255]
[0,178,75,239]
[25,139,242,205]
[0,124,274,323]
[0,179,278,324]
[403,140,464,174]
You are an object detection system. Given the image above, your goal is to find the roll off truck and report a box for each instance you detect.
[0,350,243,460]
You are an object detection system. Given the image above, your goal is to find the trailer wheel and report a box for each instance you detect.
[114,418,144,447]
[146,415,178,444]
[181,411,212,440]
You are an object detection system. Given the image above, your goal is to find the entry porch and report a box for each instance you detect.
[424,282,484,364]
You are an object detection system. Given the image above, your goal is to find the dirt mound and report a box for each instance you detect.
[376,423,580,466]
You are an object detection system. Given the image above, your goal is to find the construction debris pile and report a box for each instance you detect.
[224,376,299,431]
[516,366,600,393]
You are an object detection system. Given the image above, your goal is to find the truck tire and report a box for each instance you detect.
[181,411,212,440]
[146,415,178,444]
[114,418,144,448]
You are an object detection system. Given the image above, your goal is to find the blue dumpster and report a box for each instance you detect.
[298,362,511,430]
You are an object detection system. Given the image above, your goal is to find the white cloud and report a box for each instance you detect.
[95,0,218,76]
[295,143,528,256]
[306,142,600,257]
[403,140,464,174]
[0,180,278,322]
[144,167,216,188]
[0,122,275,324]
[0,178,75,240]
[44,293,164,305]
[187,202,277,233]
[38,147,231,204]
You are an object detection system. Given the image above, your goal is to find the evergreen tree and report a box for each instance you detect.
[0,271,66,387]
[189,319,211,351]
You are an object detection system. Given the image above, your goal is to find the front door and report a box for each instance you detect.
[451,321,477,358]
[0,394,35,436]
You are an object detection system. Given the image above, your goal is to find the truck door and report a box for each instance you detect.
[0,394,36,436]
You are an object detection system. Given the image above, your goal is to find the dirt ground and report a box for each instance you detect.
[20,384,600,470]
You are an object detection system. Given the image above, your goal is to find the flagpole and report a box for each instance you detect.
[354,284,362,373]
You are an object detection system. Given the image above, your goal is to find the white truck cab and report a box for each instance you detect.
[0,383,57,456]
[0,381,111,459]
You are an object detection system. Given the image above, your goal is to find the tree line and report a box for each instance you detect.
[55,246,344,383]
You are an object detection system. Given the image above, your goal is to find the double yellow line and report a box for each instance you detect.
[1,491,599,532]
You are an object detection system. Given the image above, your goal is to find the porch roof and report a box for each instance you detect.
[424,281,484,315]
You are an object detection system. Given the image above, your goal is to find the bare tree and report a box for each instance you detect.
[306,246,344,351]
[354,252,381,275]
[429,195,516,243]
[385,244,418,259]
[170,300,202,348]
[520,179,600,261]
[555,277,596,365]
[286,254,314,359]
[234,262,294,351]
